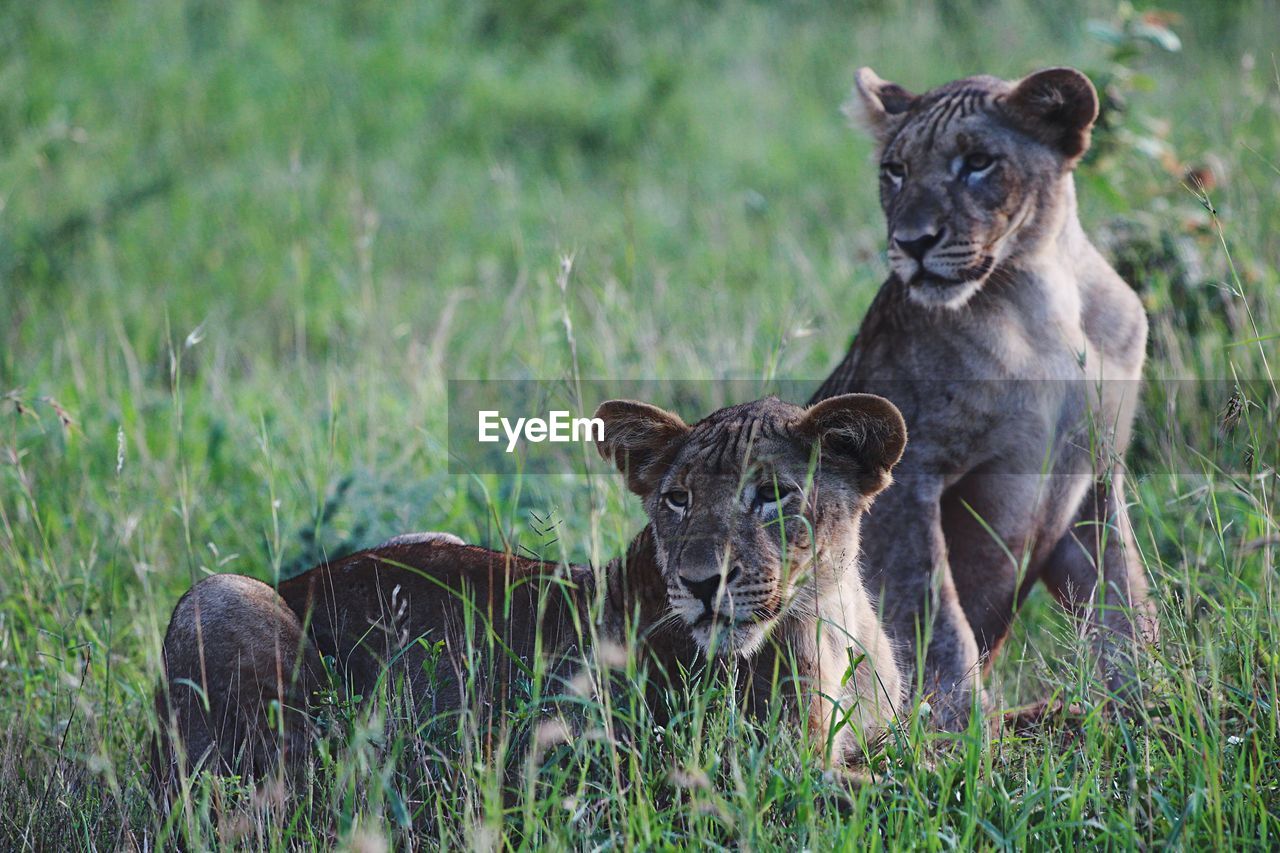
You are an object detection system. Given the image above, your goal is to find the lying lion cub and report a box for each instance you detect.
[152,393,905,791]
[596,393,906,763]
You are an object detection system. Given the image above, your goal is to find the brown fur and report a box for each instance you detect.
[151,533,691,797]
[815,66,1158,729]
[151,575,323,789]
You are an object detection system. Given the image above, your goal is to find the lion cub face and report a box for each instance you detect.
[596,395,905,657]
[846,66,1100,309]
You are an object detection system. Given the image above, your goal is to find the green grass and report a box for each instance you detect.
[2,0,1279,847]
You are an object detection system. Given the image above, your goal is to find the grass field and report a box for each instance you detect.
[2,0,1279,848]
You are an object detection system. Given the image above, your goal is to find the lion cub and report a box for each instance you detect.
[813,66,1158,728]
[152,394,905,790]
[596,393,906,763]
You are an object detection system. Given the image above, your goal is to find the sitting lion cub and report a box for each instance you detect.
[152,393,905,791]
[812,66,1159,728]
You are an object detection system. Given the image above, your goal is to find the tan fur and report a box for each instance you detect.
[816,66,1158,729]
[152,396,906,791]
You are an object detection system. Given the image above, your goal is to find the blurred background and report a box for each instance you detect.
[3,0,1275,557]
[1,0,1278,844]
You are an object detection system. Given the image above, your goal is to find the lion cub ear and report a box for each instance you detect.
[594,400,690,497]
[1003,67,1099,162]
[797,393,907,495]
[843,67,917,147]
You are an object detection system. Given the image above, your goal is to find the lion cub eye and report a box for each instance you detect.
[880,161,907,184]
[663,489,691,511]
[961,152,996,175]
[754,481,795,512]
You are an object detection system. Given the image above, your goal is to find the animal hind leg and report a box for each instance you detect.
[152,573,323,797]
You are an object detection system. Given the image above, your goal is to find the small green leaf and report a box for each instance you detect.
[840,651,867,687]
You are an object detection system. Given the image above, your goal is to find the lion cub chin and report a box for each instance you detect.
[595,393,908,761]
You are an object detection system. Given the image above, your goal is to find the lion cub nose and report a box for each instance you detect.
[894,229,944,261]
[680,565,741,611]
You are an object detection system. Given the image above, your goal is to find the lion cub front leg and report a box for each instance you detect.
[916,563,984,729]
[1041,471,1157,704]
[805,634,902,765]
[864,477,981,730]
